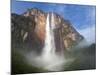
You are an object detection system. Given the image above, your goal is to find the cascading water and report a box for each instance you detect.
[42,13,56,59]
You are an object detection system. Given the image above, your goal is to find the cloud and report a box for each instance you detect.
[77,25,96,44]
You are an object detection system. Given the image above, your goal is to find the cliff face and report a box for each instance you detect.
[11,8,83,53]
[23,9,47,43]
[49,13,83,53]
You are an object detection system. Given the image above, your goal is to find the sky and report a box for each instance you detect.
[11,0,96,43]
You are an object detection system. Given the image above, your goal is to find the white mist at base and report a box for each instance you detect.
[25,51,74,71]
[25,13,74,71]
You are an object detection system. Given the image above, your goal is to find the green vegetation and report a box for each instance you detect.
[11,43,96,74]
[11,49,47,74]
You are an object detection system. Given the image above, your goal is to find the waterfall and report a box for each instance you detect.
[42,13,56,59]
[40,13,67,71]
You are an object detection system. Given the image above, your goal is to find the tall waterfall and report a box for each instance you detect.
[40,13,67,71]
[42,13,56,59]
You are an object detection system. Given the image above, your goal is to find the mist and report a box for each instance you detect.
[78,25,95,45]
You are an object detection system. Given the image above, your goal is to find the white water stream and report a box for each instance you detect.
[42,13,56,60]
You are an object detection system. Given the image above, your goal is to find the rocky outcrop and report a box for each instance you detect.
[23,8,47,43]
[48,13,83,53]
[11,8,83,53]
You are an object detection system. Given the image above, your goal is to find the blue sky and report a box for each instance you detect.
[11,0,96,43]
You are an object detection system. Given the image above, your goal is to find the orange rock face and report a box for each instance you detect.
[23,9,47,43]
[35,13,46,42]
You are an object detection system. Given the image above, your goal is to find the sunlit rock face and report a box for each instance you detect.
[11,8,83,53]
[52,13,83,53]
[23,8,47,43]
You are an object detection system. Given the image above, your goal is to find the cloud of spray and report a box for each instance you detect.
[78,25,95,45]
[24,51,74,71]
